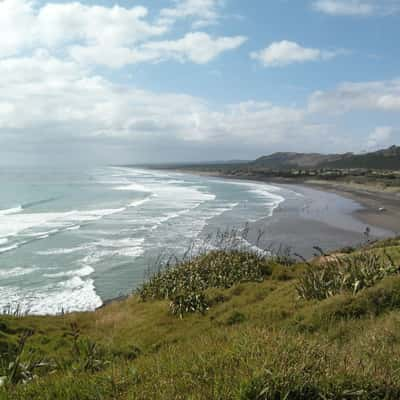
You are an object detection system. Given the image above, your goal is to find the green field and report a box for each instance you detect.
[1,238,400,399]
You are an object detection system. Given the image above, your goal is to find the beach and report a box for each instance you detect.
[240,183,392,259]
[175,170,398,258]
[302,180,400,235]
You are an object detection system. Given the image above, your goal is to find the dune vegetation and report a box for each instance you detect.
[1,236,400,399]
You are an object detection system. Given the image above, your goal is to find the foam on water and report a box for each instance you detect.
[0,279,102,315]
[220,180,285,207]
[250,188,285,213]
[97,237,145,248]
[0,207,126,240]
[44,265,95,278]
[26,229,59,237]
[66,225,81,231]
[0,206,23,216]
[165,179,185,185]
[0,244,19,254]
[37,244,92,255]
[129,198,151,208]
[114,183,151,193]
[0,267,38,278]
[114,247,145,258]
[38,237,145,266]
[0,166,289,316]
[186,202,241,238]
[72,237,146,266]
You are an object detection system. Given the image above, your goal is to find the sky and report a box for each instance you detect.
[0,0,400,165]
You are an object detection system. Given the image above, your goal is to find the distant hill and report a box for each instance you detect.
[251,145,400,170]
[321,145,400,170]
[252,152,351,169]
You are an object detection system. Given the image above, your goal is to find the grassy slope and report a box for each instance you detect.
[1,239,400,399]
[322,150,400,170]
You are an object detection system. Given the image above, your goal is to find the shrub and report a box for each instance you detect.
[55,323,111,374]
[329,277,400,320]
[169,292,209,318]
[296,252,400,301]
[0,330,49,387]
[139,250,272,316]
[139,250,272,301]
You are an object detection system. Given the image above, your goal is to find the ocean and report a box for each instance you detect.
[0,166,289,315]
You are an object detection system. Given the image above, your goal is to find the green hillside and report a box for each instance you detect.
[322,146,400,170]
[250,146,400,170]
[1,238,400,399]
[252,152,348,169]
[154,146,400,173]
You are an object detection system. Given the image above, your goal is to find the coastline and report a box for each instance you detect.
[96,168,399,308]
[297,180,400,235]
[167,169,398,258]
[174,169,400,235]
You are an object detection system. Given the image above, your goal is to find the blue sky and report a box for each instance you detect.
[134,1,400,103]
[0,0,399,164]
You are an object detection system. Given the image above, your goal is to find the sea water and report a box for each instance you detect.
[0,166,286,314]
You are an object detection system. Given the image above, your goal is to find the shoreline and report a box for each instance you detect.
[297,180,400,235]
[94,167,399,310]
[98,170,398,310]
[174,169,400,236]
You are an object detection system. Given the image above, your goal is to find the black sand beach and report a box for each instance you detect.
[249,184,393,259]
[180,171,397,259]
[302,181,400,235]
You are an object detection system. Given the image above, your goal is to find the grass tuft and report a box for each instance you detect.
[139,250,273,316]
[296,252,400,301]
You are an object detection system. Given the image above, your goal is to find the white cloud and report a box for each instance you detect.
[36,2,166,47]
[309,80,400,113]
[159,0,224,27]
[0,0,243,68]
[312,0,400,16]
[367,126,393,149]
[0,0,398,162]
[0,52,321,151]
[0,0,166,58]
[312,0,374,16]
[69,46,145,69]
[141,32,247,64]
[251,41,342,67]
[0,51,398,161]
[0,0,36,58]
[0,51,102,129]
[69,32,246,68]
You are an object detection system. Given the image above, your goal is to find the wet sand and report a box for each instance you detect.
[188,170,400,235]
[176,170,398,258]
[246,184,393,259]
[301,181,400,235]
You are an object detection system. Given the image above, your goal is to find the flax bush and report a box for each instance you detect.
[297,252,400,301]
[0,331,49,387]
[138,250,272,316]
